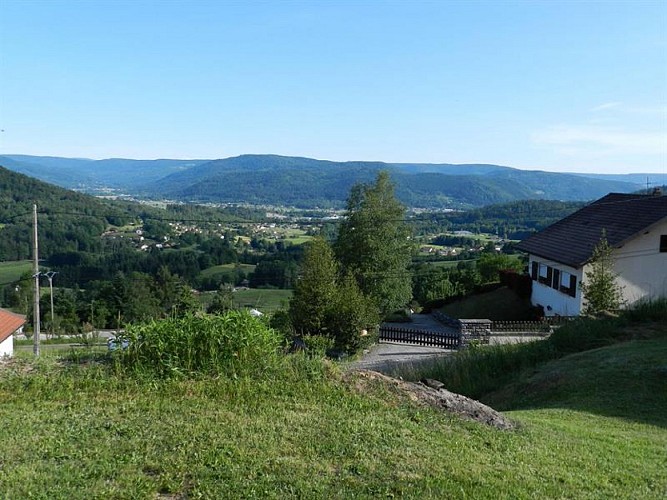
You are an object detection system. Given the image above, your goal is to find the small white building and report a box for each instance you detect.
[0,308,27,358]
[517,193,667,316]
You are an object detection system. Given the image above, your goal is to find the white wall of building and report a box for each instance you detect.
[612,219,667,307]
[0,334,13,357]
[528,257,584,316]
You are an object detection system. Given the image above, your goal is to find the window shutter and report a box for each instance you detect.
[552,269,560,290]
[569,275,577,297]
[531,261,538,280]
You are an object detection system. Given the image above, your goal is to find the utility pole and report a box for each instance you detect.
[45,271,57,338]
[32,204,41,356]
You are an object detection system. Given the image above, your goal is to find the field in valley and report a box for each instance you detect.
[0,260,32,285]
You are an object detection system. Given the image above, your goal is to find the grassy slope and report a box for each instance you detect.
[440,286,534,320]
[1,330,665,498]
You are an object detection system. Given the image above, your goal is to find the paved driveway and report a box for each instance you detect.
[349,314,457,374]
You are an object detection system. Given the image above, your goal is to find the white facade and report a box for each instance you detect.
[0,333,13,357]
[528,257,584,316]
[529,219,667,316]
[612,219,667,306]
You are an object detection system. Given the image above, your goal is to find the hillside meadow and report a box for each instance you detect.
[0,307,665,498]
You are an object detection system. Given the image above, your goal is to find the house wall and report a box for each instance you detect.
[528,256,584,316]
[0,334,12,357]
[529,219,667,316]
[611,219,667,306]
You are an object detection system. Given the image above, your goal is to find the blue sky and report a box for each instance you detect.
[1,0,665,173]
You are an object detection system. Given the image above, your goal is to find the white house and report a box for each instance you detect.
[516,192,667,316]
[0,308,27,358]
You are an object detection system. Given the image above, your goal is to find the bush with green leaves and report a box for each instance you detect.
[289,238,379,354]
[115,311,281,378]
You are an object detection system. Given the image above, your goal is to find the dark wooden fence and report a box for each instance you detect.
[379,325,460,349]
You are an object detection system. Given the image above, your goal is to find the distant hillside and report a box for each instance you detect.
[0,155,208,190]
[151,155,640,208]
[0,167,131,260]
[2,153,645,208]
[0,156,90,188]
[569,172,667,187]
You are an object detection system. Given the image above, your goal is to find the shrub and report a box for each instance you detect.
[302,334,335,355]
[114,311,282,378]
[384,309,412,323]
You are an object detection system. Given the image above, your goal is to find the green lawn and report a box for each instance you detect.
[1,330,665,498]
[2,308,665,498]
[0,260,32,284]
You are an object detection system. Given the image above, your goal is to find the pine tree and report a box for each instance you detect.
[289,237,339,337]
[581,234,624,315]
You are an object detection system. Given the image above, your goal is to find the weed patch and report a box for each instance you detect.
[114,311,282,378]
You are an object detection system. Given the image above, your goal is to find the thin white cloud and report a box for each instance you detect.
[532,125,667,157]
[590,102,667,116]
[590,102,622,112]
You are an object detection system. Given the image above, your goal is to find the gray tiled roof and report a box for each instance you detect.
[516,193,667,268]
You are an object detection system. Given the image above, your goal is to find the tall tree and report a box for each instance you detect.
[335,171,414,315]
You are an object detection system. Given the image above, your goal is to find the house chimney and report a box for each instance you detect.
[652,187,663,196]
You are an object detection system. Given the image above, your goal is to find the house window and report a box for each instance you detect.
[552,268,560,290]
[538,263,550,285]
[660,235,667,253]
[559,271,577,298]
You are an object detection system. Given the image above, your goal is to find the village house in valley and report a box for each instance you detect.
[0,308,26,357]
[516,192,667,316]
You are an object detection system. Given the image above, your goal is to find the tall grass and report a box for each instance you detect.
[114,311,283,378]
[391,299,667,399]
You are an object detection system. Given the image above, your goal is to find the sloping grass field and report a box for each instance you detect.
[439,286,534,320]
[199,263,256,279]
[233,288,293,313]
[0,259,32,285]
[0,306,665,498]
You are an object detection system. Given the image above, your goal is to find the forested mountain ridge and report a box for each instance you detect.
[2,153,645,208]
[152,155,639,208]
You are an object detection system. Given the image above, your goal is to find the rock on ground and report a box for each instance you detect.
[346,369,516,431]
